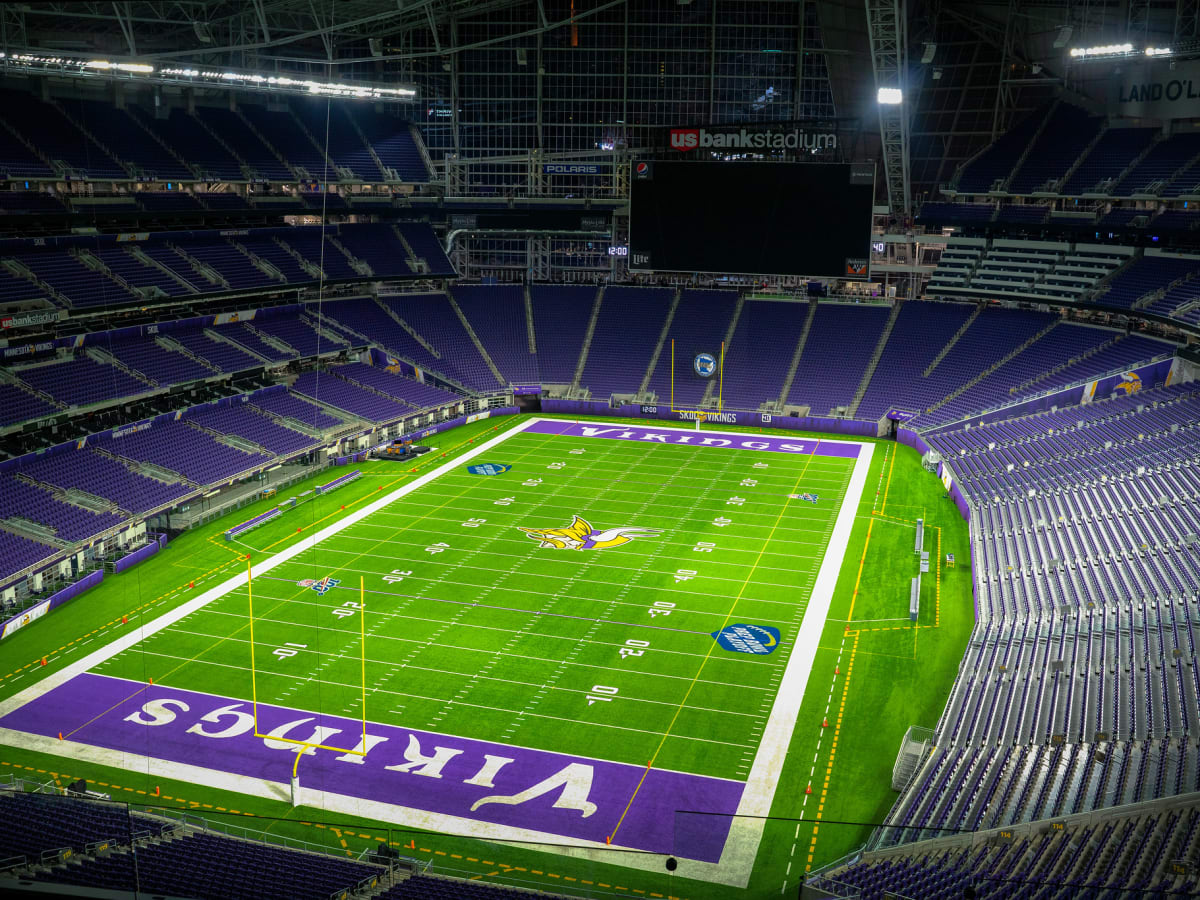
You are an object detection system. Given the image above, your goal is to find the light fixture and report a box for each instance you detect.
[877,87,903,104]
[1053,26,1073,48]
[0,53,417,100]
[921,43,936,64]
[1145,47,1172,57]
[1069,43,1133,58]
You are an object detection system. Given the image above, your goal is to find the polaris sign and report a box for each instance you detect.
[542,163,605,175]
[669,126,837,153]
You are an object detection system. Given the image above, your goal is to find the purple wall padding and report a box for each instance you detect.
[1,569,103,641]
[539,399,879,437]
[317,469,362,493]
[112,540,161,574]
[224,507,281,541]
[897,427,932,456]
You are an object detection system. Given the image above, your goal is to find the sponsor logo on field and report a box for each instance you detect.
[1116,371,1142,394]
[788,493,820,504]
[302,576,340,595]
[712,623,781,654]
[467,463,511,476]
[693,352,717,378]
[518,515,662,551]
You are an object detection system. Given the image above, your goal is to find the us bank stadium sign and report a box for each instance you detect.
[1108,60,1200,119]
[663,120,847,155]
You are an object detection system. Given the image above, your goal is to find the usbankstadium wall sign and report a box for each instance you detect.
[658,119,855,157]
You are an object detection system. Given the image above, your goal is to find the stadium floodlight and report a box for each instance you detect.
[921,43,936,64]
[0,52,416,101]
[1069,43,1133,58]
[1053,25,1073,48]
[1146,47,1173,57]
[85,60,154,73]
[877,87,903,105]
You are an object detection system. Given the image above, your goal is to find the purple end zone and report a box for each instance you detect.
[1,673,743,861]
[527,420,862,458]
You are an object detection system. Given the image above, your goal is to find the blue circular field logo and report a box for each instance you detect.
[694,352,717,378]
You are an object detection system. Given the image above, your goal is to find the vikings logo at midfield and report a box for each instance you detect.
[518,515,662,551]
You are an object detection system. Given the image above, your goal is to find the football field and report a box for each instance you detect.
[0,418,872,887]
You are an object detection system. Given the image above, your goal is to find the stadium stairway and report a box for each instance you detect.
[921,317,1060,421]
[776,298,819,410]
[569,285,605,397]
[390,225,424,272]
[444,292,507,390]
[847,299,904,418]
[699,291,747,409]
[995,100,1059,193]
[636,286,682,401]
[922,304,982,377]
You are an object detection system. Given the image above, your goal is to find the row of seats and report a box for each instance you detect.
[0,223,452,310]
[954,100,1200,198]
[0,87,428,183]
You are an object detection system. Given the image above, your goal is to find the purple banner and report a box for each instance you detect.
[512,385,542,395]
[539,399,878,438]
[526,420,861,458]
[1,674,742,861]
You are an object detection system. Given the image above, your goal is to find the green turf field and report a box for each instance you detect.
[97,420,855,778]
[0,413,975,900]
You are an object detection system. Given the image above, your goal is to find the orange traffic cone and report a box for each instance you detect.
[822,718,828,728]
[805,784,812,794]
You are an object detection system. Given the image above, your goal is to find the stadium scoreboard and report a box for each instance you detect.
[629,160,876,279]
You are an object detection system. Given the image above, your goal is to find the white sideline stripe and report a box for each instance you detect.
[709,438,875,887]
[0,416,540,722]
[0,417,872,889]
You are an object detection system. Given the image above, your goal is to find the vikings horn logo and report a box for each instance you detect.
[518,515,663,551]
[1115,371,1142,395]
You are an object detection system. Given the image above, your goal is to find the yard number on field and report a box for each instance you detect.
[332,601,362,619]
[425,542,450,554]
[462,518,486,527]
[383,569,413,583]
[619,639,649,659]
[273,642,307,660]
[586,685,619,706]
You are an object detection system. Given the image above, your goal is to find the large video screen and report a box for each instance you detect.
[629,161,875,279]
